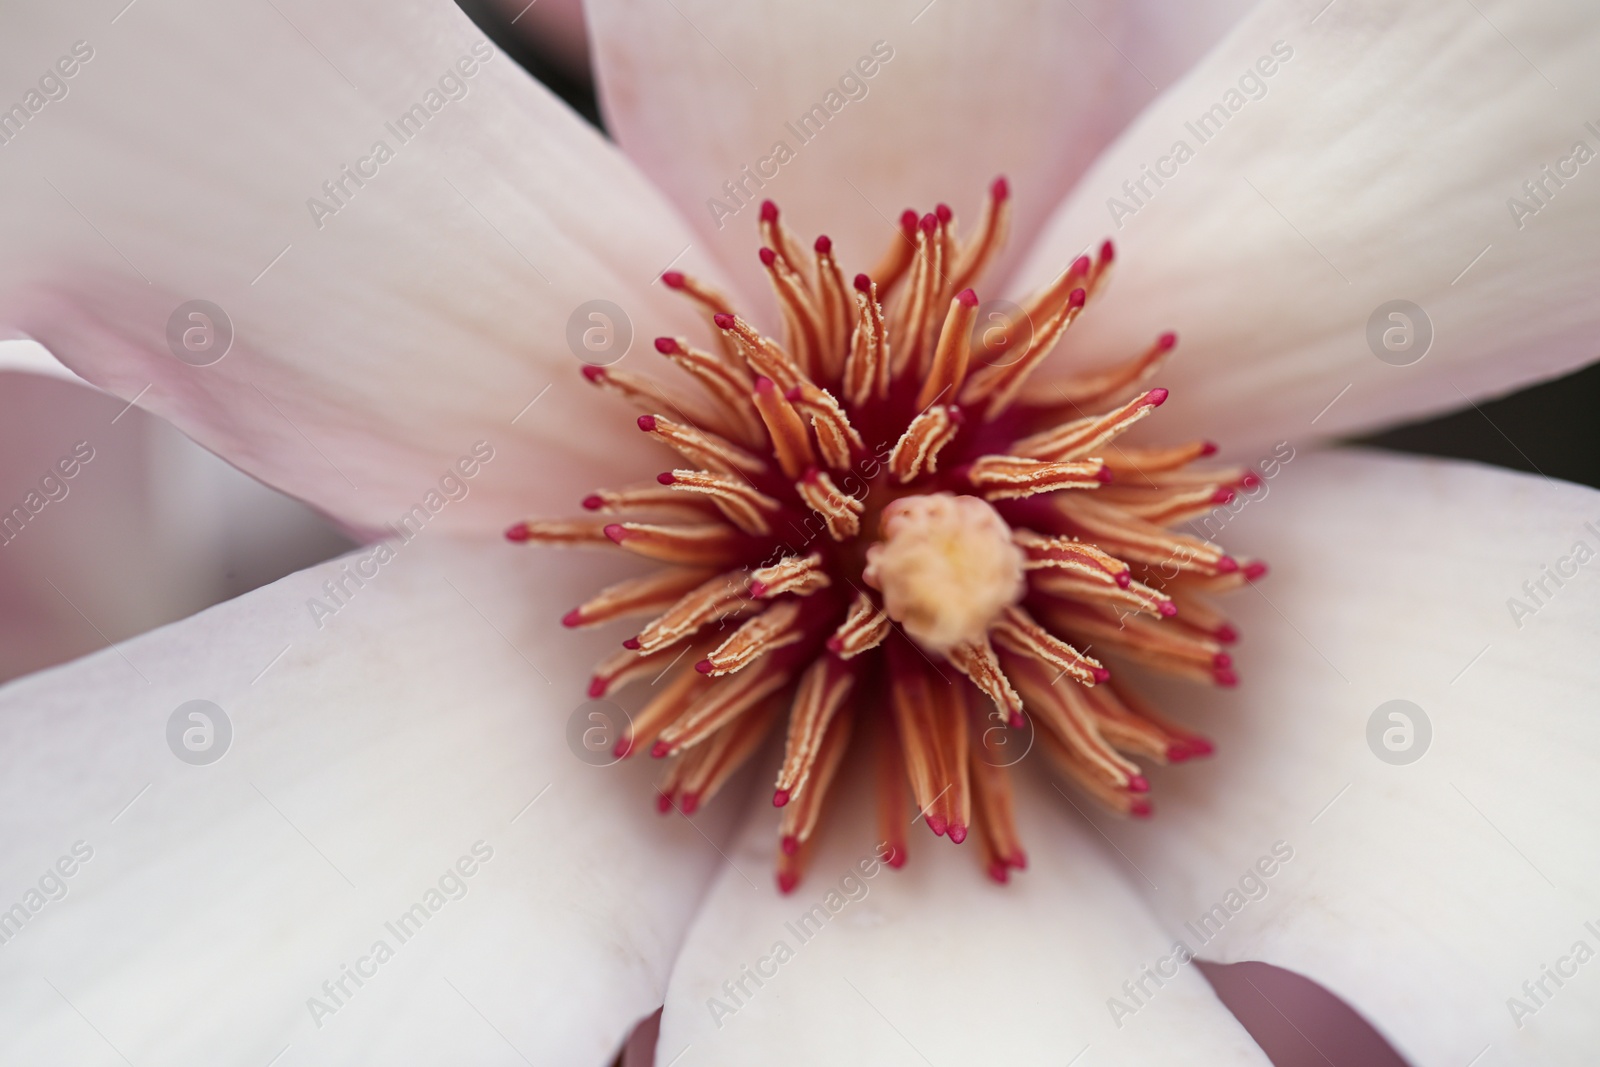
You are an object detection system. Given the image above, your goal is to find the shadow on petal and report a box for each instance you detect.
[1199,960,1409,1067]
[619,1007,661,1067]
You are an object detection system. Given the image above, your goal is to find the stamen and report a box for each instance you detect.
[666,697,782,814]
[562,566,717,630]
[1076,682,1201,764]
[843,275,892,407]
[826,592,890,658]
[1102,440,1219,475]
[869,208,920,297]
[1087,239,1116,301]
[989,605,1107,688]
[774,658,856,802]
[874,716,910,868]
[961,288,1087,417]
[916,288,980,410]
[505,519,613,546]
[750,553,831,599]
[697,600,805,677]
[753,377,817,478]
[658,469,782,535]
[999,255,1089,361]
[812,235,852,381]
[888,405,962,483]
[1030,566,1176,620]
[1013,529,1130,584]
[634,569,754,654]
[580,483,719,516]
[589,639,710,699]
[659,269,743,365]
[1092,482,1239,527]
[653,660,794,757]
[1026,332,1175,413]
[637,414,769,476]
[715,313,808,394]
[968,741,1026,878]
[1008,656,1143,791]
[1037,600,1236,687]
[759,245,825,380]
[777,705,854,883]
[1035,720,1152,819]
[615,668,709,759]
[886,654,945,835]
[1010,389,1167,461]
[758,200,812,291]
[796,468,864,541]
[787,380,865,470]
[950,176,1011,293]
[651,337,767,446]
[602,521,744,565]
[966,455,1108,500]
[580,364,731,442]
[1164,584,1239,643]
[890,214,946,378]
[946,636,1025,726]
[887,648,971,842]
[1050,495,1234,576]
[1105,679,1215,760]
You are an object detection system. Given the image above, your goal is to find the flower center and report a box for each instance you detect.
[864,493,1024,655]
[508,180,1264,892]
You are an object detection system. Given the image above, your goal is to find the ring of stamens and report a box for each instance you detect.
[509,179,1264,892]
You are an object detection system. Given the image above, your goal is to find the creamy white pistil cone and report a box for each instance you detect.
[863,493,1027,654]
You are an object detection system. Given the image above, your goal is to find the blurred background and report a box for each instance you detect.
[2,2,1593,1063]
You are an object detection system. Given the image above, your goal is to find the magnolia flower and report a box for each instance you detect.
[1,1,1597,1066]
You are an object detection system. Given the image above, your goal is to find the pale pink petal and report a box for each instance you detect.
[0,350,346,681]
[0,536,732,1065]
[587,0,1253,287]
[0,0,728,535]
[1113,450,1600,1065]
[1014,0,1600,456]
[654,766,1271,1064]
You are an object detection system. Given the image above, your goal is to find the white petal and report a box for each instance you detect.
[0,0,728,534]
[0,355,346,681]
[0,537,734,1065]
[587,0,1251,286]
[1107,450,1600,1065]
[655,766,1270,1065]
[1014,0,1600,455]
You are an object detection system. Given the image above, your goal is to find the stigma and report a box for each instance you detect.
[865,494,1024,655]
[507,179,1264,892]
